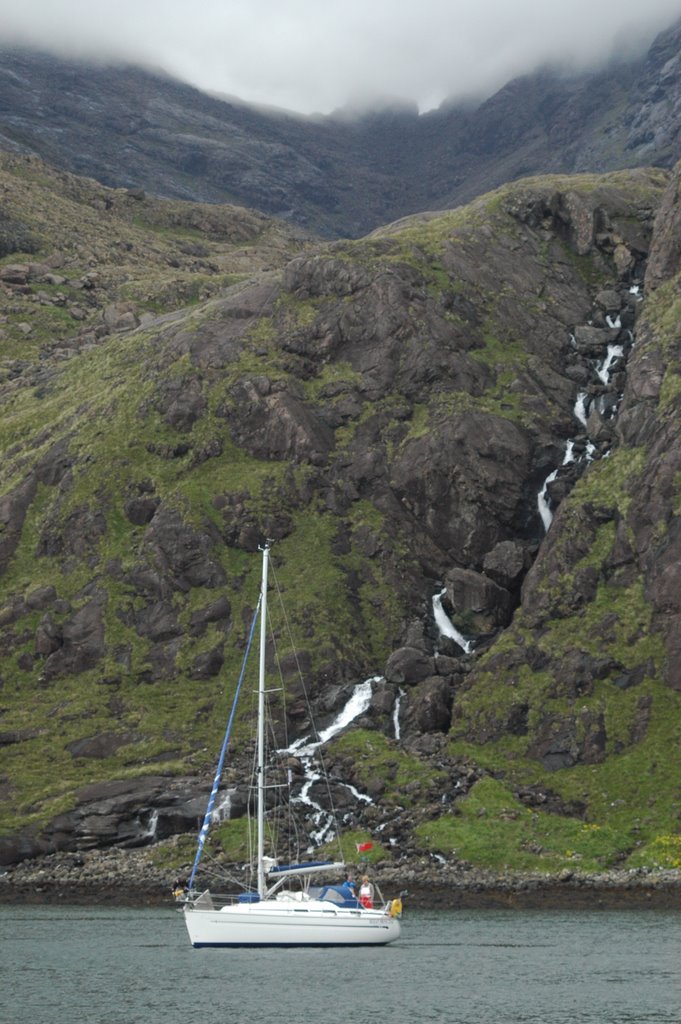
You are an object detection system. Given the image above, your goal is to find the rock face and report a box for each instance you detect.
[0,777,211,866]
[0,160,679,872]
[450,161,681,793]
[1,17,681,237]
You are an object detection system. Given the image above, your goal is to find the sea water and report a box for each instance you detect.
[2,904,679,1024]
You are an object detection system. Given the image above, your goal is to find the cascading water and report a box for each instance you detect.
[287,677,376,757]
[596,344,624,386]
[537,467,559,532]
[211,791,233,824]
[282,678,378,846]
[392,687,405,740]
[538,441,576,532]
[535,282,640,535]
[574,391,589,427]
[140,809,159,842]
[433,588,472,654]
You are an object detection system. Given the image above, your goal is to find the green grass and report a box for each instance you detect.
[416,777,632,872]
[330,729,447,809]
[318,830,390,867]
[446,671,681,871]
[0,161,678,873]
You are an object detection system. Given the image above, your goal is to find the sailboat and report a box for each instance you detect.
[177,543,402,947]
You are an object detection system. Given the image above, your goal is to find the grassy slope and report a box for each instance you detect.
[431,274,681,874]
[1,163,680,877]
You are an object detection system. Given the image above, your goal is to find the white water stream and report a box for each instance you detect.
[574,391,589,427]
[392,687,405,740]
[210,791,234,824]
[141,809,159,841]
[538,440,576,532]
[286,677,377,757]
[537,467,559,532]
[433,588,472,653]
[282,678,379,847]
[596,344,624,385]
[536,288,638,536]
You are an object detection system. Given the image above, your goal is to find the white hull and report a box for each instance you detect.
[183,898,401,947]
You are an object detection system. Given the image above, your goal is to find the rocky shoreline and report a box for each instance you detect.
[2,847,680,912]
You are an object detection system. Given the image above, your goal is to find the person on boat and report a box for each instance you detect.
[359,875,374,909]
[341,873,357,898]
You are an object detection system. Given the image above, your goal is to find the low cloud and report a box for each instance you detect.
[2,0,681,114]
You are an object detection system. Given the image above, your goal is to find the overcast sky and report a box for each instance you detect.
[2,0,681,115]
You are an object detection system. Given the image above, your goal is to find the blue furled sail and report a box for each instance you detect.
[187,596,261,890]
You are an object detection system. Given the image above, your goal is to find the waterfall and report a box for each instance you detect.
[141,809,159,841]
[282,679,377,847]
[596,344,624,386]
[287,677,377,757]
[392,688,405,740]
[537,468,558,532]
[574,391,588,426]
[540,291,633,538]
[211,791,233,824]
[537,440,576,533]
[433,588,472,654]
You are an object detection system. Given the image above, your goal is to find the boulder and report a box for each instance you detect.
[124,496,160,525]
[35,613,62,656]
[153,376,206,432]
[389,411,533,566]
[384,646,434,686]
[527,710,607,770]
[41,591,107,679]
[189,646,224,679]
[143,506,226,591]
[133,600,181,642]
[482,540,530,591]
[67,731,135,759]
[221,377,335,465]
[401,676,453,735]
[34,777,213,858]
[573,325,612,355]
[444,567,514,632]
[189,596,232,636]
[25,585,57,610]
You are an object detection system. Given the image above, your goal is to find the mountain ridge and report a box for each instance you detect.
[1,16,681,236]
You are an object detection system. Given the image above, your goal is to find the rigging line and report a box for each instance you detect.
[245,734,259,884]
[262,599,299,862]
[264,654,297,861]
[263,560,293,860]
[188,594,262,890]
[264,589,291,751]
[198,852,248,891]
[269,559,345,866]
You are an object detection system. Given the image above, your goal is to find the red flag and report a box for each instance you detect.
[356,841,373,852]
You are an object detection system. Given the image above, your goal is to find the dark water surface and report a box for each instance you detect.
[2,904,679,1023]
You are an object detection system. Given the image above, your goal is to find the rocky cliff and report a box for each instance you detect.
[1,16,681,237]
[2,151,681,884]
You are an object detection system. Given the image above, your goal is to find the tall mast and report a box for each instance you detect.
[256,542,270,898]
